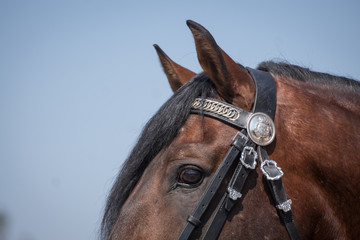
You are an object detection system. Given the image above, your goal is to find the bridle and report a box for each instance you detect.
[177,68,301,240]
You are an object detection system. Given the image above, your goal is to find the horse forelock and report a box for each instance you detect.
[101,73,217,240]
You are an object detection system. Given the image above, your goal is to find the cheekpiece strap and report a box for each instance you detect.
[202,142,257,240]
[258,146,301,240]
[178,131,249,240]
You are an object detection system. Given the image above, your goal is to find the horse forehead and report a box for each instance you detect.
[174,114,236,144]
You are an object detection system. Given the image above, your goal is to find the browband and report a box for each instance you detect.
[191,97,251,129]
[179,68,300,240]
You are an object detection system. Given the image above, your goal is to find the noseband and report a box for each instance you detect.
[178,68,300,240]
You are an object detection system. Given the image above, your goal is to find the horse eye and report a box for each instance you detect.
[178,168,203,186]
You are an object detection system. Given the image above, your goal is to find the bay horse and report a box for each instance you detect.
[101,20,360,240]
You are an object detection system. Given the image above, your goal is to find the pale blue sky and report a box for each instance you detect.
[1,1,359,240]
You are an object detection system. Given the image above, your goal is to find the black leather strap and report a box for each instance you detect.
[202,143,256,240]
[247,68,277,118]
[178,131,249,240]
[258,147,301,240]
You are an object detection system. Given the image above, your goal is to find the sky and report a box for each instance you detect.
[0,1,359,240]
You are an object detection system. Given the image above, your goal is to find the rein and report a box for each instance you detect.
[177,68,300,240]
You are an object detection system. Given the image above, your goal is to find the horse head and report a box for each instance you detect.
[102,20,360,240]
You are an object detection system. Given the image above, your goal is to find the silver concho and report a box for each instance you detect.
[247,112,275,146]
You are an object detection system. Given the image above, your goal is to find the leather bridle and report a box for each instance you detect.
[177,68,301,240]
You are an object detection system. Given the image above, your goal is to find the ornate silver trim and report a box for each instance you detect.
[260,159,284,180]
[192,98,240,121]
[276,199,292,212]
[227,187,242,200]
[240,146,257,169]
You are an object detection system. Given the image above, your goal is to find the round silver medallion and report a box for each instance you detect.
[247,112,276,146]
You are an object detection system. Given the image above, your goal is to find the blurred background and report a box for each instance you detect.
[1,1,359,240]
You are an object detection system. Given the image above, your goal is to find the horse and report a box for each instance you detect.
[101,20,360,240]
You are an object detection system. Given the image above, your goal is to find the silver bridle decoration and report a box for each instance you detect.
[247,112,275,146]
[240,146,257,169]
[192,98,240,121]
[276,199,292,212]
[260,159,284,180]
[227,187,242,201]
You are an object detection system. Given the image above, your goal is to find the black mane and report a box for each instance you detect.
[258,61,360,91]
[100,73,217,239]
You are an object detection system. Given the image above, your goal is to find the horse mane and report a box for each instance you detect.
[100,73,217,239]
[258,61,360,92]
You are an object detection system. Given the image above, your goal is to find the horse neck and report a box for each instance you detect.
[275,73,360,164]
[277,75,360,113]
[273,75,360,225]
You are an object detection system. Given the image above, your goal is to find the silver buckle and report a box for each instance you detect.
[240,146,257,169]
[276,199,292,212]
[227,187,242,200]
[260,159,283,180]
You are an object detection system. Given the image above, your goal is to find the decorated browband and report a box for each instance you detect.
[190,97,275,146]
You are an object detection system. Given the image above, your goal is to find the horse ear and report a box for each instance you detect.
[186,20,255,110]
[154,44,196,92]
